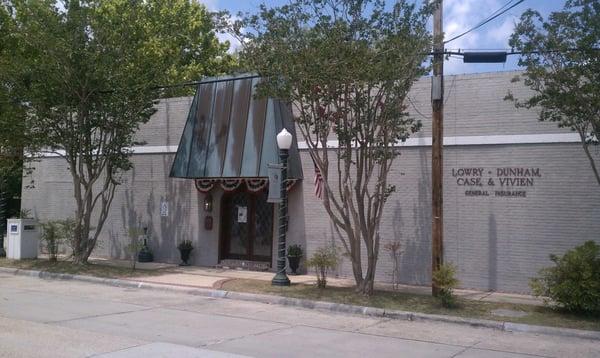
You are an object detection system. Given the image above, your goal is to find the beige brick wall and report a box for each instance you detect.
[300,144,600,293]
[21,71,600,293]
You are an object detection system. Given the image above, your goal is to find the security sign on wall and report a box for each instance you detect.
[237,206,247,223]
[160,200,169,217]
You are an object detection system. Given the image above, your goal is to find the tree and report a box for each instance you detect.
[508,0,600,186]
[0,178,7,257]
[3,0,235,264]
[0,3,29,220]
[235,0,433,295]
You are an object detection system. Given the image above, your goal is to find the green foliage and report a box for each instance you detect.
[230,0,433,295]
[40,218,76,261]
[306,246,339,288]
[236,0,430,151]
[40,221,62,261]
[17,209,32,219]
[530,241,600,314]
[177,240,194,251]
[0,3,32,167]
[126,227,144,270]
[59,217,77,253]
[432,263,459,308]
[0,166,24,221]
[1,0,235,264]
[509,0,600,185]
[287,244,303,257]
[0,180,7,240]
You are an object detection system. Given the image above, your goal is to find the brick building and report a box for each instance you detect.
[22,71,600,293]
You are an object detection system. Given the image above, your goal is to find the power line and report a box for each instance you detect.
[444,0,525,44]
[154,48,599,89]
[446,47,600,57]
[2,48,597,101]
[406,96,429,120]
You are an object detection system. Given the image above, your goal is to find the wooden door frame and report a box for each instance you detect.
[218,186,274,263]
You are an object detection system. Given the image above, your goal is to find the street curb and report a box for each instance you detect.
[1,266,599,341]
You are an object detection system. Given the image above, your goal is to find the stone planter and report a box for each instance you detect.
[287,255,302,274]
[137,244,154,262]
[179,248,193,266]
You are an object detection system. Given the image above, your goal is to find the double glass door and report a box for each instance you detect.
[220,187,273,262]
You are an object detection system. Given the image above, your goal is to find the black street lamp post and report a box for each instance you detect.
[272,128,292,286]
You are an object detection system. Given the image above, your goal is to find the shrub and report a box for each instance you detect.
[530,241,600,314]
[287,244,303,257]
[306,246,339,288]
[432,263,459,308]
[126,227,144,270]
[177,240,193,251]
[40,218,77,261]
[384,241,402,289]
[57,218,76,256]
[40,221,62,261]
[18,209,32,219]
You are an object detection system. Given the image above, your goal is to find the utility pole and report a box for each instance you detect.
[431,0,444,295]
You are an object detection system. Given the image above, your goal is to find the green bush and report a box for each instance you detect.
[432,263,459,308]
[530,241,600,314]
[59,218,76,253]
[40,221,63,261]
[126,227,144,270]
[306,246,339,288]
[287,244,303,257]
[40,218,77,261]
[177,240,193,251]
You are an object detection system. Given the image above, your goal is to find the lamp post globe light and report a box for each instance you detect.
[272,128,292,286]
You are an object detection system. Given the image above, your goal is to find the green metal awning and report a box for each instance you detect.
[170,74,303,180]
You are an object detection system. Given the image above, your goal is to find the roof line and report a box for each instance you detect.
[197,74,260,85]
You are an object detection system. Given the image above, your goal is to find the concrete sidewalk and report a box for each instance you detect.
[89,257,543,306]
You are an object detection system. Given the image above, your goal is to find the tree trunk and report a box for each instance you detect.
[355,252,377,295]
[581,140,600,187]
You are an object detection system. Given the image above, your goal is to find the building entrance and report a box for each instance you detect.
[219,187,273,263]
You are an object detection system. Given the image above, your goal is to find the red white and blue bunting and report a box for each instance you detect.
[194,178,297,193]
[194,179,216,193]
[246,178,268,192]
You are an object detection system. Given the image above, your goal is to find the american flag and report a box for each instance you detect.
[314,163,324,199]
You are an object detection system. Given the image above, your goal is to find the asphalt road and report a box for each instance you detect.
[0,273,598,358]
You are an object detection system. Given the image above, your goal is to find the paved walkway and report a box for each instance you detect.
[89,257,543,306]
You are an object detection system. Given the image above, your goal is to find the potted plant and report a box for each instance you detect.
[287,244,303,274]
[177,240,194,266]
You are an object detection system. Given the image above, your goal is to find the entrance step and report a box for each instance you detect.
[217,259,271,271]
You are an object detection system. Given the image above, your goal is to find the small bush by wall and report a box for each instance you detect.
[530,241,600,315]
[432,262,459,308]
[306,246,339,288]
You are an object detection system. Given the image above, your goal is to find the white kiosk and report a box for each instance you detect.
[7,218,39,259]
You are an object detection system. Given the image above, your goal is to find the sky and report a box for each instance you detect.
[200,0,568,75]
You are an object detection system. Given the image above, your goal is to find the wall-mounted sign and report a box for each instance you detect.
[9,224,18,234]
[160,201,169,217]
[237,206,247,223]
[452,167,542,198]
